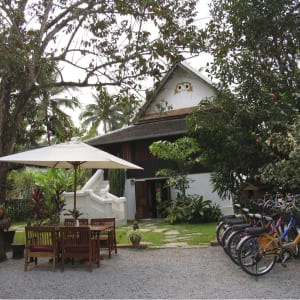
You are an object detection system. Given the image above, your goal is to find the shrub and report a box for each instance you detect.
[166,195,222,224]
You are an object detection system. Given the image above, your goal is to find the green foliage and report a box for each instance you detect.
[108,169,126,197]
[150,137,201,172]
[63,208,84,220]
[156,169,191,198]
[7,169,37,200]
[149,137,201,197]
[0,0,204,204]
[116,220,217,246]
[156,196,172,218]
[259,119,300,192]
[187,0,300,198]
[166,195,222,224]
[34,168,79,224]
[127,229,142,246]
[80,89,140,136]
[7,168,86,224]
[13,220,217,247]
[28,187,48,225]
[18,72,80,149]
[5,199,28,221]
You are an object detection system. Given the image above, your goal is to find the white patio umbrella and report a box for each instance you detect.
[0,139,143,214]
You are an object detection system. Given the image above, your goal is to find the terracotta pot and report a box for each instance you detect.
[130,234,141,248]
[132,240,140,248]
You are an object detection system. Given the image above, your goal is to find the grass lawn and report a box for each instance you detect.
[11,219,217,247]
[116,220,217,247]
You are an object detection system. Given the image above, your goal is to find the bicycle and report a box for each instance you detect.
[225,213,273,264]
[237,208,300,276]
[222,196,279,257]
[215,203,246,246]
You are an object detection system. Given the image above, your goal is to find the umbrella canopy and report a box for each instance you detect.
[0,139,143,214]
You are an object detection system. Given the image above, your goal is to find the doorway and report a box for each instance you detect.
[135,179,169,219]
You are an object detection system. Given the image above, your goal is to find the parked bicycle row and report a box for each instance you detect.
[216,193,300,277]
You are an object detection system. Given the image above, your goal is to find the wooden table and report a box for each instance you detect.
[54,224,112,234]
[55,224,112,257]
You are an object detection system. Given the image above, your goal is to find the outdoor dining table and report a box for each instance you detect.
[54,225,113,259]
[54,224,113,233]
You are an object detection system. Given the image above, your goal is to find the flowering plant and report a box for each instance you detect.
[29,187,48,225]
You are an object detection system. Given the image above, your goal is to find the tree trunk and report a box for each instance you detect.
[0,166,9,206]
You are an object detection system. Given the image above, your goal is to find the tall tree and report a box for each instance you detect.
[19,73,80,147]
[79,88,123,134]
[187,0,300,199]
[80,89,140,136]
[0,0,204,201]
[115,92,140,126]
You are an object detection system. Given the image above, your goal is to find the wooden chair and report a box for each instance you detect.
[60,226,99,272]
[24,226,57,271]
[90,218,117,258]
[78,218,89,225]
[64,218,75,226]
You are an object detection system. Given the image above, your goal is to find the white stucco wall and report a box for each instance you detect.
[185,173,233,214]
[147,67,214,114]
[124,179,137,220]
[125,173,233,220]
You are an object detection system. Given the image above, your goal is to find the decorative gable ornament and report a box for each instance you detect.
[174,81,193,94]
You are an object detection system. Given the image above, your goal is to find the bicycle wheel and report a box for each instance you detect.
[216,221,227,246]
[286,226,300,257]
[227,230,247,265]
[216,218,245,246]
[222,226,235,255]
[237,235,277,276]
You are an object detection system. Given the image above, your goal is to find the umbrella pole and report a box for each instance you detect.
[73,163,78,220]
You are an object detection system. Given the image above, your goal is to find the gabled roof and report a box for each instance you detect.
[87,61,211,147]
[87,116,187,146]
[134,61,213,122]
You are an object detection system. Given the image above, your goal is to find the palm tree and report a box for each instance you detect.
[115,93,140,126]
[19,72,80,147]
[38,88,80,145]
[79,88,123,135]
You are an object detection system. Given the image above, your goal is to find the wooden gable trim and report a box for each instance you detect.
[136,107,197,124]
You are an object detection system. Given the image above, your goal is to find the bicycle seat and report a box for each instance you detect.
[231,223,252,231]
[220,215,236,221]
[245,227,270,235]
[263,215,273,222]
[254,213,263,219]
[226,218,245,225]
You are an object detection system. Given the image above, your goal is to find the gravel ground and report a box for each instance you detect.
[1,246,300,299]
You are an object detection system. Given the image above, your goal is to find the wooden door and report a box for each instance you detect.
[135,181,149,219]
[135,179,170,219]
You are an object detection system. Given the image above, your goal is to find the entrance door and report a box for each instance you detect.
[135,179,169,219]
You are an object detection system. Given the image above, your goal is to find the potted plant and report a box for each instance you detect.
[127,220,142,248]
[128,229,142,248]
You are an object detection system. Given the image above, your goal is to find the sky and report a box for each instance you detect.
[64,0,212,128]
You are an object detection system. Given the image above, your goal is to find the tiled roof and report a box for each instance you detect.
[87,117,187,146]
